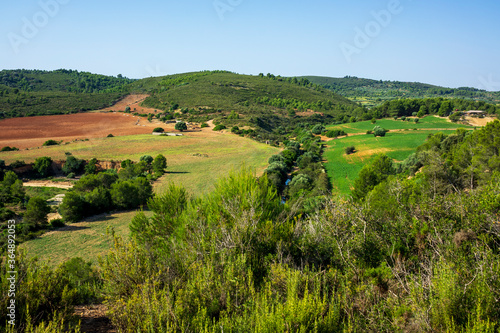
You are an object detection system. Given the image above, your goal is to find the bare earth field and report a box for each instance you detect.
[0,112,160,149]
[465,116,497,127]
[98,94,159,113]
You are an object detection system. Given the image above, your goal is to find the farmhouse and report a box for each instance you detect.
[464,110,486,116]
[152,132,183,136]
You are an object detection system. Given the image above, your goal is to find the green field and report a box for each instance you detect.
[19,211,144,266]
[17,133,279,266]
[324,118,473,196]
[3,132,280,195]
[326,116,470,134]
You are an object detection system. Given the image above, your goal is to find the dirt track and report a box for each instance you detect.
[98,94,159,114]
[23,181,74,189]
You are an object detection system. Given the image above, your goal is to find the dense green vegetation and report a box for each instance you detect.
[371,97,498,118]
[5,120,500,331]
[303,75,500,107]
[0,167,67,251]
[264,124,330,211]
[3,69,500,331]
[135,71,359,143]
[59,155,166,223]
[0,69,133,118]
[0,69,133,93]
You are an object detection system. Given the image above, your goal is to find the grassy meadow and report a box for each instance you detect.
[326,115,471,134]
[2,132,279,195]
[19,211,143,266]
[324,117,473,196]
[17,133,279,266]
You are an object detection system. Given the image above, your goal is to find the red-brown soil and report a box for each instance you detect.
[0,112,160,149]
[99,94,160,114]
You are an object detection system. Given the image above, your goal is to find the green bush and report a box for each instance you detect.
[311,124,325,135]
[42,139,60,146]
[153,127,164,133]
[1,146,19,152]
[449,112,462,122]
[33,156,53,177]
[59,191,85,222]
[0,253,80,332]
[152,154,167,175]
[84,158,98,175]
[200,122,209,128]
[345,146,356,155]
[50,218,65,228]
[175,122,188,132]
[140,155,154,165]
[373,126,387,137]
[10,160,26,168]
[24,197,51,226]
[213,124,227,131]
[62,155,84,176]
[326,129,347,138]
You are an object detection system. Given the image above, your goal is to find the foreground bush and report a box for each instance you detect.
[98,166,500,332]
[0,253,99,332]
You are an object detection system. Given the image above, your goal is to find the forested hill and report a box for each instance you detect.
[301,75,500,105]
[0,69,134,118]
[136,71,356,115]
[132,71,360,142]
[0,69,134,93]
[0,70,358,121]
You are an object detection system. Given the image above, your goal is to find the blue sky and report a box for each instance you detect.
[1,0,499,90]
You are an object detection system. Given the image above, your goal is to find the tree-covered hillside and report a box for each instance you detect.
[303,75,500,106]
[0,69,134,93]
[0,69,133,118]
[138,71,354,112]
[135,71,359,143]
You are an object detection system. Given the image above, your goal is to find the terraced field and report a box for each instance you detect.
[324,117,473,196]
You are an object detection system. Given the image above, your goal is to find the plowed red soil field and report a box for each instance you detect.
[0,112,160,149]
